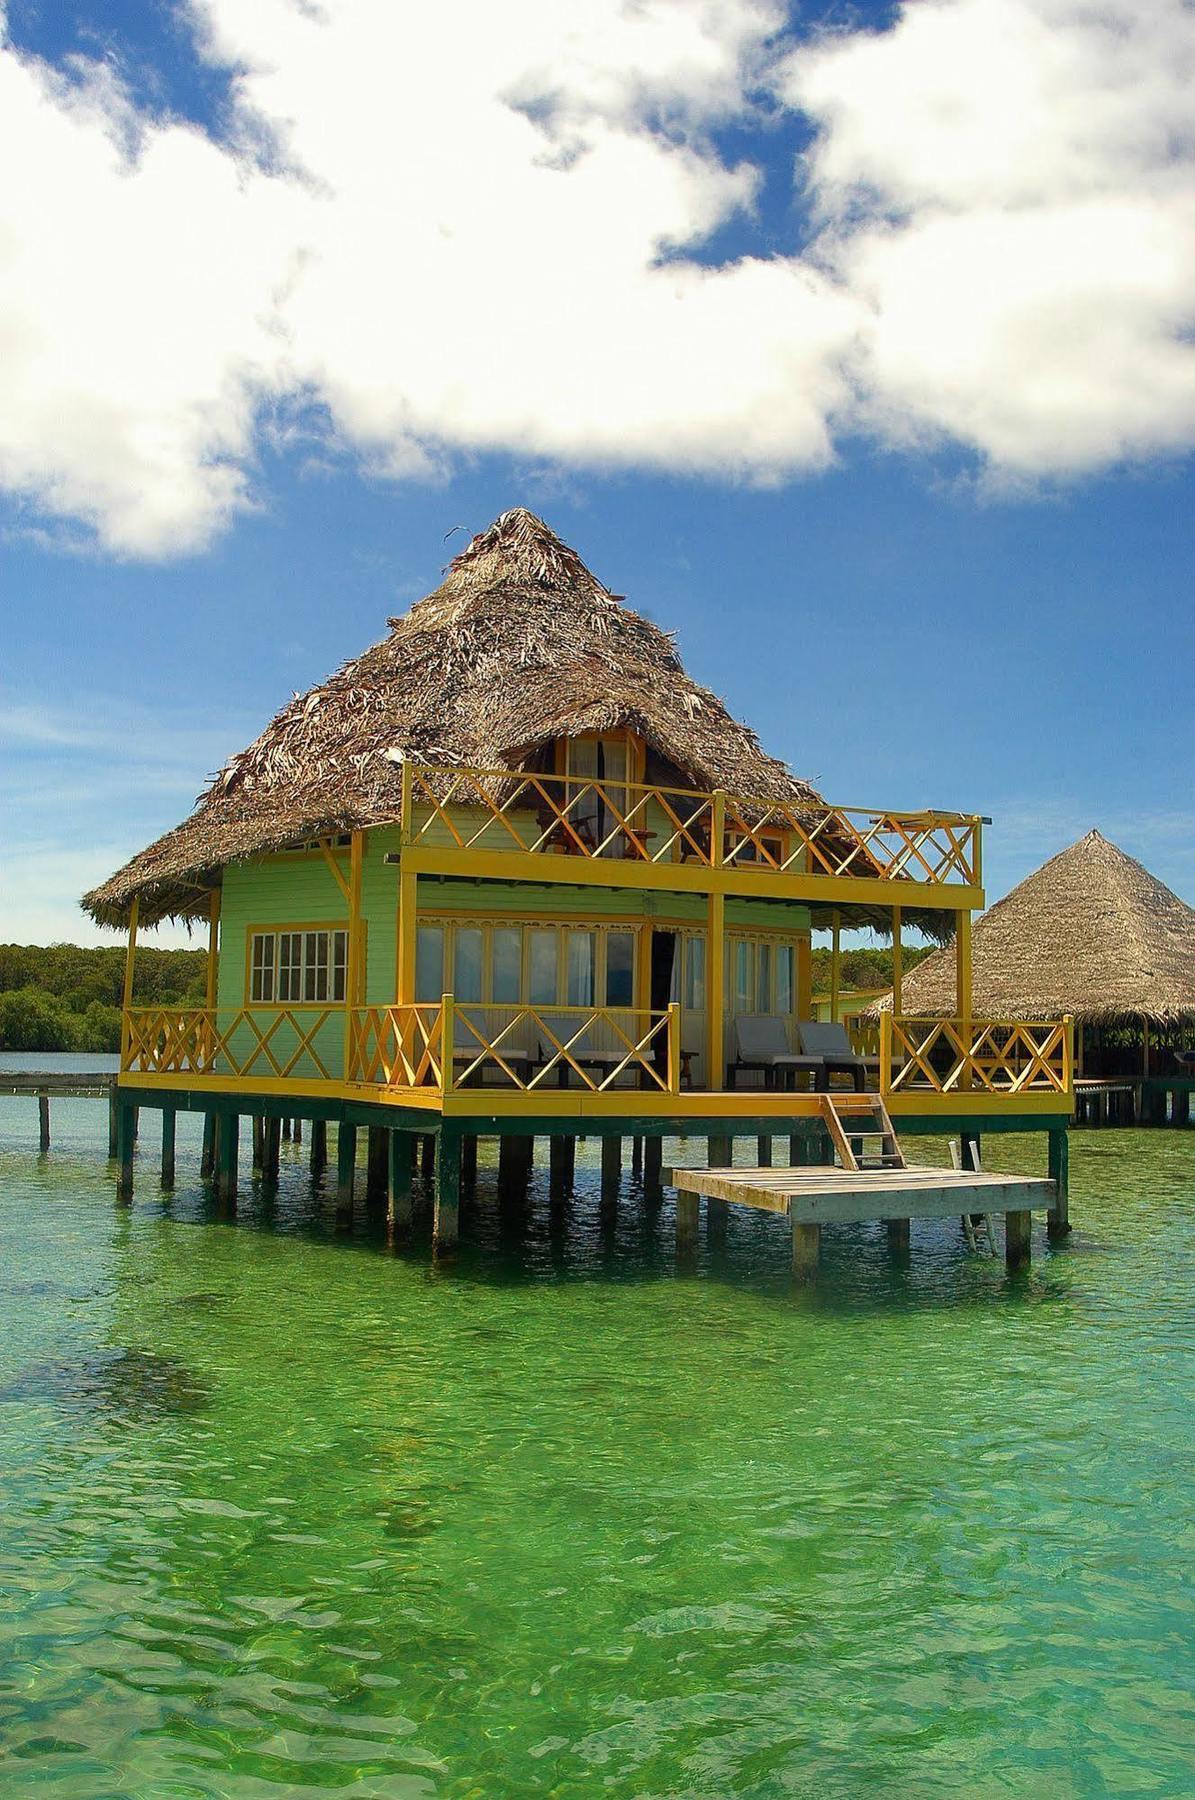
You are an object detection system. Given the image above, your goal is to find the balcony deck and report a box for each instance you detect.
[397,763,985,914]
[119,1002,1074,1127]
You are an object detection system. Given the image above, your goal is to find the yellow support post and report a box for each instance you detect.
[441,993,454,1096]
[1062,1014,1075,1094]
[830,911,841,1021]
[891,905,902,1017]
[956,907,973,1089]
[205,888,221,1011]
[879,1008,892,1096]
[397,864,417,1006]
[667,1001,681,1093]
[120,896,139,1066]
[707,889,725,1091]
[796,931,812,1021]
[343,830,364,1081]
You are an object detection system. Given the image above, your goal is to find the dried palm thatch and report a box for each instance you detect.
[85,507,843,929]
[873,830,1195,1025]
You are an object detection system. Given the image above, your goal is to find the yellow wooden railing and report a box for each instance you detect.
[401,762,982,887]
[347,998,680,1094]
[879,1014,1073,1095]
[122,1006,341,1080]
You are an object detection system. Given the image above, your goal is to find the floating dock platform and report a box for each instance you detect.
[666,1161,1055,1272]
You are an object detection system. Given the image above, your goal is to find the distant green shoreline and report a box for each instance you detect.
[0,941,928,1055]
[0,943,206,1054]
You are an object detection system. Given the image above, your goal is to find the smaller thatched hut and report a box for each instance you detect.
[875,830,1195,1075]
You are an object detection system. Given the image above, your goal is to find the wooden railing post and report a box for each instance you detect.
[667,1002,681,1094]
[879,1010,892,1096]
[1062,1014,1074,1094]
[440,994,454,1095]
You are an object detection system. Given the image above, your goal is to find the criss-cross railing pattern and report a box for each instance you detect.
[122,1006,340,1080]
[881,1014,1072,1095]
[451,1002,677,1093]
[402,763,980,886]
[347,1004,444,1088]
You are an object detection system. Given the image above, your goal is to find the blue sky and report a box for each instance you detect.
[1,0,1192,945]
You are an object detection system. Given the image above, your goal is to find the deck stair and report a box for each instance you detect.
[949,1139,998,1255]
[820,1093,907,1173]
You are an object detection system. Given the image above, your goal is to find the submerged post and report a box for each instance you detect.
[38,1092,50,1153]
[434,1129,461,1252]
[388,1130,414,1235]
[600,1134,622,1200]
[161,1107,176,1187]
[1047,1128,1070,1239]
[791,1217,820,1280]
[115,1098,136,1203]
[310,1118,328,1172]
[200,1111,216,1180]
[1005,1209,1031,1270]
[216,1113,238,1213]
[337,1123,357,1218]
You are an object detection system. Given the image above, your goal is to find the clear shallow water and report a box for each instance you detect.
[1,1083,1193,1797]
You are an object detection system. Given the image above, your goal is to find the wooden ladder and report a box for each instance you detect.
[949,1138,998,1255]
[819,1092,907,1173]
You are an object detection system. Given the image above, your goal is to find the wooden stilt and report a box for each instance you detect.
[421,1134,436,1178]
[116,1099,135,1203]
[388,1130,414,1235]
[461,1134,478,1187]
[252,1115,265,1174]
[549,1134,575,1198]
[1047,1128,1070,1240]
[282,1117,293,1141]
[263,1116,281,1182]
[887,1217,910,1254]
[499,1133,531,1197]
[293,1118,303,1144]
[643,1135,663,1194]
[309,1118,327,1171]
[708,1133,732,1166]
[38,1092,50,1152]
[631,1135,643,1176]
[1005,1209,1032,1270]
[216,1113,238,1214]
[200,1111,216,1180]
[600,1134,622,1199]
[108,1086,119,1158]
[791,1218,820,1279]
[676,1191,699,1263]
[161,1108,176,1187]
[366,1126,389,1206]
[1174,1089,1190,1128]
[434,1130,461,1251]
[756,1134,772,1167]
[337,1123,357,1219]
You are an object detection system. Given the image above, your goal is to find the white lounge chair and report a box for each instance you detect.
[795,1020,877,1091]
[731,1015,824,1090]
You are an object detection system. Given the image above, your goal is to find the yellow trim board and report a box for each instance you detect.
[403,844,984,914]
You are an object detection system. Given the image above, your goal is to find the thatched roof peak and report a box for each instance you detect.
[83,506,815,927]
[877,828,1195,1025]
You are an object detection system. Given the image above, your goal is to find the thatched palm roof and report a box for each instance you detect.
[876,830,1195,1025]
[85,508,829,928]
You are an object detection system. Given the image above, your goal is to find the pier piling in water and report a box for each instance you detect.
[388,1130,414,1236]
[161,1108,176,1187]
[434,1131,460,1251]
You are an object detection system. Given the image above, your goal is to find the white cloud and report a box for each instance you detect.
[1,0,1194,554]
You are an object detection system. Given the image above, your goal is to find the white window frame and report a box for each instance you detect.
[249,928,349,1004]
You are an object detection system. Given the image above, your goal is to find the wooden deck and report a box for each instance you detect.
[666,1161,1056,1272]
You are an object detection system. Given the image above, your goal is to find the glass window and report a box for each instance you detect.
[733,940,751,1012]
[332,930,348,1002]
[756,942,772,1013]
[684,936,705,1010]
[250,933,275,1003]
[566,930,595,1006]
[454,927,484,1003]
[605,931,634,1007]
[776,945,794,1016]
[415,925,445,1003]
[529,929,557,1006]
[492,928,521,1003]
[278,931,303,1002]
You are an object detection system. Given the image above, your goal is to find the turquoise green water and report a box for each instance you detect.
[1,1090,1193,1796]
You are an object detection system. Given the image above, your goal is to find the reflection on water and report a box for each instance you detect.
[0,1095,1193,1797]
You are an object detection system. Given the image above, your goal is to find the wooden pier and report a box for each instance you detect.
[0,1069,118,1153]
[667,1161,1055,1273]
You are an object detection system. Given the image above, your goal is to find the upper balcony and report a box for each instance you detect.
[397,763,985,914]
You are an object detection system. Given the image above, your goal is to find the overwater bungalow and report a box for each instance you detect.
[85,508,1073,1248]
[879,829,1195,1124]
